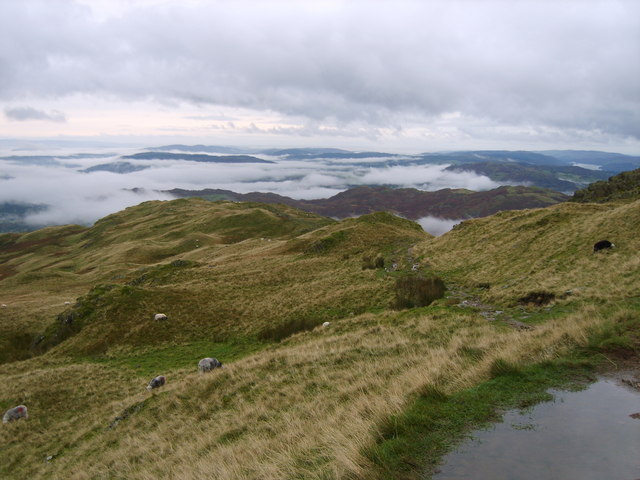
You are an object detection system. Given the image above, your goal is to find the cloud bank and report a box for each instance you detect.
[416,216,464,237]
[0,148,502,226]
[0,0,638,148]
[4,106,66,123]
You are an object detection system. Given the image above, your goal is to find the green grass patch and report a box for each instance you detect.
[586,307,640,357]
[366,358,597,480]
[78,337,268,377]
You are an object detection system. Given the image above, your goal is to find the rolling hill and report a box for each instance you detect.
[167,185,569,220]
[0,195,638,479]
[570,168,640,203]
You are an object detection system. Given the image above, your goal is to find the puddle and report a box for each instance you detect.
[432,378,640,480]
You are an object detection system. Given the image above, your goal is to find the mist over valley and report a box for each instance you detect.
[0,144,627,235]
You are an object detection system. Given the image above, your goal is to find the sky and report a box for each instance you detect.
[1,0,639,154]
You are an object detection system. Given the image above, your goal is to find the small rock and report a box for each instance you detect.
[621,378,640,390]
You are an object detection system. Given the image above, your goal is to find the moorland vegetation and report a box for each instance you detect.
[0,182,638,479]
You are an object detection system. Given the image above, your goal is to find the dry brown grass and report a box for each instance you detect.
[0,304,605,479]
[1,198,638,479]
[415,199,640,304]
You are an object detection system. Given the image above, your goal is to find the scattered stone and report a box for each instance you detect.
[109,401,146,429]
[505,319,534,330]
[621,378,640,390]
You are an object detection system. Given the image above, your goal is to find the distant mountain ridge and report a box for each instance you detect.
[166,185,569,220]
[81,162,150,174]
[122,152,274,163]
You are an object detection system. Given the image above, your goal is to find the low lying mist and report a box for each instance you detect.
[0,146,503,228]
[416,216,464,236]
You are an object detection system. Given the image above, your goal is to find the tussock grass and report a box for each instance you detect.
[0,198,638,479]
[415,199,640,304]
[0,304,609,479]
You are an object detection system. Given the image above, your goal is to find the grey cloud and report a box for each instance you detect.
[1,1,638,139]
[4,106,66,123]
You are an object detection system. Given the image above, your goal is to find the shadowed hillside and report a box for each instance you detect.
[570,168,640,203]
[0,196,638,479]
[168,185,568,220]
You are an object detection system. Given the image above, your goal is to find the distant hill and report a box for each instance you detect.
[0,202,49,233]
[421,150,566,167]
[570,168,640,203]
[444,162,610,192]
[146,144,252,154]
[0,184,568,234]
[167,185,569,220]
[122,152,274,163]
[81,162,150,174]
[539,150,640,172]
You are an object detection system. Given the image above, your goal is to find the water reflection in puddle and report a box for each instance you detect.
[432,378,640,480]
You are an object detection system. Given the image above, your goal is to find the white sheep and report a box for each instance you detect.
[146,375,166,390]
[198,357,223,373]
[154,313,168,321]
[3,405,28,424]
[322,322,331,327]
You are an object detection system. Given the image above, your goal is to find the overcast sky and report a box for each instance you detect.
[1,0,639,153]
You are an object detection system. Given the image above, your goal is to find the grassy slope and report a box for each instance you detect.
[0,198,638,479]
[570,167,640,203]
[415,199,640,304]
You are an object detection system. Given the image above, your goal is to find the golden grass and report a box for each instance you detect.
[0,304,607,479]
[415,199,640,303]
[1,198,639,479]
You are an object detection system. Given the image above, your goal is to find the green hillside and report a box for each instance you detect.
[570,168,640,203]
[0,197,638,479]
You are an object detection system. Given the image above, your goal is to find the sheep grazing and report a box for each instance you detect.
[3,405,28,424]
[593,240,615,253]
[322,321,331,327]
[154,313,168,321]
[1,304,6,308]
[146,375,166,390]
[198,357,223,373]
[64,301,71,305]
